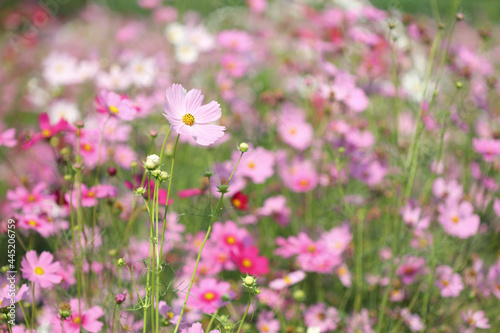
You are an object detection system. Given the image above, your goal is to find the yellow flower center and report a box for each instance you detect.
[233,199,242,208]
[28,194,36,202]
[452,216,459,223]
[442,280,449,287]
[73,316,81,324]
[284,276,291,284]
[248,162,256,169]
[262,325,269,332]
[204,292,215,301]
[34,267,44,275]
[83,143,93,152]
[42,129,52,137]
[28,220,38,227]
[289,128,297,135]
[182,113,195,126]
[307,244,316,252]
[167,311,174,319]
[242,259,252,268]
[338,266,347,276]
[299,179,310,187]
[226,236,236,245]
[87,191,95,197]
[109,105,119,114]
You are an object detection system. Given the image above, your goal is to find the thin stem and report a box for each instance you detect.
[173,151,245,333]
[237,293,254,333]
[206,308,219,332]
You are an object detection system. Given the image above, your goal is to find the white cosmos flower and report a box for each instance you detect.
[48,100,80,124]
[175,43,199,64]
[42,52,79,86]
[165,23,186,45]
[128,56,157,88]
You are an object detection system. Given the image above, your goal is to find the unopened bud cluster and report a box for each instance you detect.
[142,154,169,183]
[241,274,261,295]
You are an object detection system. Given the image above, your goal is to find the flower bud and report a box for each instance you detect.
[222,293,232,302]
[238,142,249,152]
[145,154,160,169]
[455,81,463,89]
[108,167,117,176]
[217,184,229,194]
[115,293,127,304]
[203,171,214,178]
[243,275,255,287]
[149,129,158,138]
[456,13,464,21]
[58,302,72,319]
[160,171,169,181]
[293,289,306,302]
[117,258,125,267]
[64,174,72,181]
[130,161,138,169]
[75,120,84,128]
[135,187,146,195]
[150,169,161,178]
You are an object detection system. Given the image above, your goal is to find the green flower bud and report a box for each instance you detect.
[238,142,249,152]
[117,258,125,267]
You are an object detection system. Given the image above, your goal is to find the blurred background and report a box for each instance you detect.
[0,0,499,23]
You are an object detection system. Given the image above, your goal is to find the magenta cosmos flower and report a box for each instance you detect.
[163,84,225,146]
[21,250,62,289]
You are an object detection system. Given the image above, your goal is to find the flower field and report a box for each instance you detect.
[1,0,500,332]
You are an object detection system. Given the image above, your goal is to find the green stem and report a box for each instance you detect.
[237,294,253,333]
[173,152,245,333]
[206,308,219,332]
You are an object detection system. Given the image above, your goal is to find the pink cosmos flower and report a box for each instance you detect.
[304,303,340,332]
[52,298,104,333]
[401,204,430,230]
[336,264,352,287]
[280,159,318,192]
[400,308,425,332]
[269,270,306,290]
[217,30,253,52]
[321,224,352,255]
[18,214,54,237]
[0,128,17,147]
[178,187,203,198]
[472,138,500,162]
[65,184,117,208]
[0,281,28,308]
[257,311,280,333]
[22,113,73,149]
[435,265,464,297]
[210,220,252,251]
[234,146,274,184]
[21,250,62,289]
[221,53,247,77]
[188,278,230,314]
[231,245,269,276]
[396,256,426,285]
[345,309,375,333]
[461,310,491,331]
[113,144,137,169]
[7,182,53,213]
[257,195,291,226]
[94,90,137,121]
[247,0,267,14]
[181,322,220,333]
[432,178,463,203]
[163,84,225,146]
[438,201,480,239]
[278,117,314,151]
